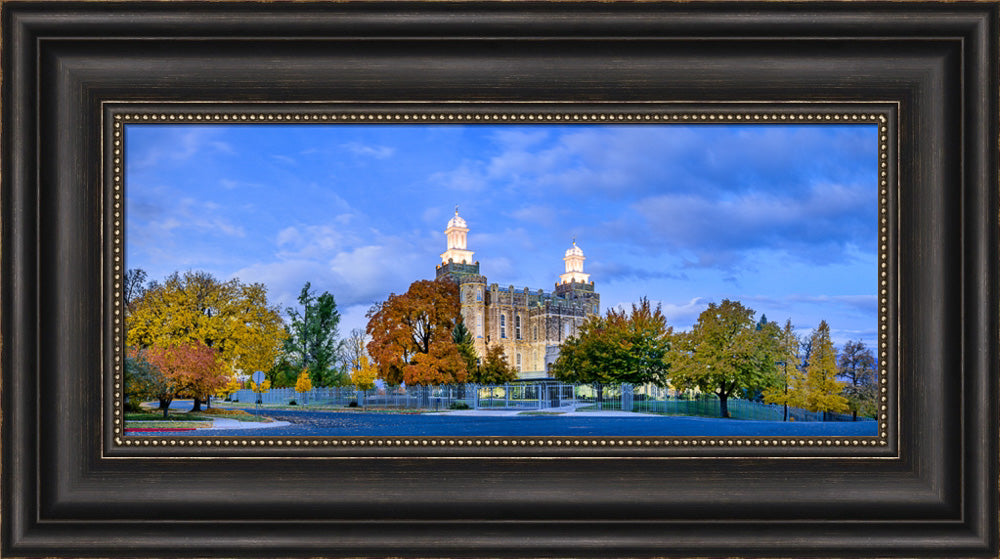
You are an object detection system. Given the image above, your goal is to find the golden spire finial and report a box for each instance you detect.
[572,236,576,246]
[455,204,459,216]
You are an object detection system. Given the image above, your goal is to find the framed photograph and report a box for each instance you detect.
[3,2,996,558]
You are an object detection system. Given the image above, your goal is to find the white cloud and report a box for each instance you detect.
[428,161,489,191]
[508,204,557,224]
[342,142,396,160]
[269,154,298,166]
[130,128,234,169]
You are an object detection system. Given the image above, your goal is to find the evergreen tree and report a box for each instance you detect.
[284,282,344,387]
[452,320,478,376]
[473,343,518,384]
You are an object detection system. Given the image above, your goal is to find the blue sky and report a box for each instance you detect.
[125,123,878,350]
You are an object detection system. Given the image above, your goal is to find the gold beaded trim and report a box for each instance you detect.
[109,109,892,453]
[115,436,884,448]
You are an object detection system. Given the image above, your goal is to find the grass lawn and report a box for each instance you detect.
[129,407,271,423]
[127,420,212,429]
[215,401,427,414]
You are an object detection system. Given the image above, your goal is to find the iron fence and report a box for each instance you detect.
[227,382,875,421]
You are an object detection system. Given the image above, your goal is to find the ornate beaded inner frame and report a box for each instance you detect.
[109,103,896,458]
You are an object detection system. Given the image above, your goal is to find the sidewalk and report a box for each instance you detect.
[200,418,291,430]
[427,403,649,417]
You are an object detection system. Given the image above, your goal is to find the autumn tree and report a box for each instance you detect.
[838,339,877,420]
[762,319,805,420]
[800,320,850,418]
[284,282,345,387]
[351,356,379,391]
[341,327,369,373]
[144,342,222,418]
[250,378,271,392]
[294,369,312,404]
[217,377,243,401]
[127,270,286,410]
[366,279,466,385]
[472,343,518,384]
[669,299,781,418]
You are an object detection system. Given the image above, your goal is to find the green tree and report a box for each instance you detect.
[801,320,850,418]
[762,319,804,420]
[284,282,345,387]
[838,339,877,420]
[669,299,781,418]
[452,320,478,376]
[552,298,672,385]
[473,343,518,384]
[124,347,170,413]
[267,356,299,388]
[550,322,616,399]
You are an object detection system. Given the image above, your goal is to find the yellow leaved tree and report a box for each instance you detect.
[250,378,271,392]
[295,369,312,405]
[217,377,244,400]
[127,271,286,411]
[351,356,378,391]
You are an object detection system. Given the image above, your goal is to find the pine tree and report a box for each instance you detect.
[452,320,478,376]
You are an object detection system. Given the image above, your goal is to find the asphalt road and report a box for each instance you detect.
[165,408,879,437]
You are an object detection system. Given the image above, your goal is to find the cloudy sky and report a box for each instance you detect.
[125,123,878,350]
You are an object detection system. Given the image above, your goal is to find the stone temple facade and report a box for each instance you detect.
[434,209,600,380]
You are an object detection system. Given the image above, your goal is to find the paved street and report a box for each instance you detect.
[158,407,878,437]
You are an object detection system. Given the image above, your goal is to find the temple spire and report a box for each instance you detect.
[440,207,474,265]
[559,238,590,285]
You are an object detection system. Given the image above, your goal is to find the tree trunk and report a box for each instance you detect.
[206,395,212,409]
[596,385,604,403]
[158,398,171,418]
[718,391,730,418]
[191,396,202,412]
[852,410,857,421]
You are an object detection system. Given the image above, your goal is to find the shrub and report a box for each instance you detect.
[288,400,297,406]
[123,400,144,413]
[449,401,470,410]
[347,401,358,408]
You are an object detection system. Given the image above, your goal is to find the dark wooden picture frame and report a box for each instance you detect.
[2,2,997,557]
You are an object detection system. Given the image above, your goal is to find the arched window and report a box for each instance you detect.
[476,312,483,338]
[564,322,571,339]
[500,314,507,338]
[516,353,522,372]
[477,288,482,302]
[515,315,522,339]
[533,325,538,340]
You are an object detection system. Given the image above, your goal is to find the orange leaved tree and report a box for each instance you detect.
[144,342,223,417]
[365,279,466,385]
